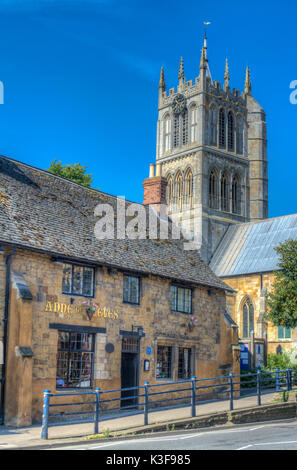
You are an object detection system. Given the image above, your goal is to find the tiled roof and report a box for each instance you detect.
[210,214,297,277]
[0,155,231,292]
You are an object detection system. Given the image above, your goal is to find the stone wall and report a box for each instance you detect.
[1,246,238,425]
[223,273,297,361]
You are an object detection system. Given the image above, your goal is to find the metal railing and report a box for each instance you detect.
[41,368,297,439]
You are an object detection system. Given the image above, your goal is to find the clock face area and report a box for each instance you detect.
[172,93,186,114]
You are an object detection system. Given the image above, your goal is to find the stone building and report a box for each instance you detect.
[153,35,267,263]
[146,35,296,369]
[0,155,239,426]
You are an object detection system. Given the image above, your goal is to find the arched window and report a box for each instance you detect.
[190,105,198,143]
[236,115,243,155]
[209,168,219,209]
[173,115,180,148]
[228,111,234,152]
[219,108,226,148]
[209,105,217,146]
[232,174,241,214]
[175,172,183,211]
[182,111,188,145]
[166,175,173,210]
[173,111,188,148]
[221,171,229,212]
[242,298,254,338]
[184,169,193,207]
[164,115,171,152]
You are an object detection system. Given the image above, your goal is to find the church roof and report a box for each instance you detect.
[210,214,297,277]
[0,155,231,292]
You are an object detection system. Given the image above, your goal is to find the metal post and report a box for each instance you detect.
[191,376,196,417]
[41,389,51,440]
[229,372,233,411]
[286,368,292,391]
[257,370,261,406]
[144,381,149,426]
[275,367,280,392]
[94,387,100,434]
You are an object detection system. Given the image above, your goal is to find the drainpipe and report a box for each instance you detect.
[0,246,16,424]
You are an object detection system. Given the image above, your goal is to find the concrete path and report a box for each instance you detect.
[0,391,283,449]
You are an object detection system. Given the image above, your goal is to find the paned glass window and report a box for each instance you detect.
[178,348,192,379]
[278,326,291,339]
[242,298,254,339]
[62,264,94,297]
[56,331,95,388]
[156,345,172,379]
[123,275,140,304]
[170,285,192,314]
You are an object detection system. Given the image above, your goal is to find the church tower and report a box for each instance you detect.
[145,34,268,262]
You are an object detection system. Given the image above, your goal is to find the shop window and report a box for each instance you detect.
[62,263,94,297]
[156,345,172,379]
[123,275,140,304]
[178,348,192,379]
[278,326,291,339]
[170,285,192,314]
[56,331,95,388]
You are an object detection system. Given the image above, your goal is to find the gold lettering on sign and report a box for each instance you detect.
[44,301,119,320]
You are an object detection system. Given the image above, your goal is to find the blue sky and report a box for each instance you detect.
[0,0,296,217]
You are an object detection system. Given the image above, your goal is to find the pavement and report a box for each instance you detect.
[0,391,290,449]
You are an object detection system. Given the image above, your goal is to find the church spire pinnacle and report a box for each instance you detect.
[159,66,166,92]
[245,66,251,95]
[224,58,229,91]
[199,46,206,69]
[178,57,184,83]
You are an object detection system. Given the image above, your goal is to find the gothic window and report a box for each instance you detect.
[184,168,193,207]
[232,174,241,214]
[166,175,173,210]
[209,168,219,209]
[209,105,217,145]
[219,108,226,148]
[190,105,198,142]
[236,115,243,155]
[242,298,254,339]
[175,172,183,211]
[228,111,234,152]
[164,115,171,152]
[182,111,188,145]
[173,115,180,148]
[173,111,188,148]
[221,171,229,212]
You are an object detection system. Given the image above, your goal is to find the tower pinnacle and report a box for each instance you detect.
[159,66,166,92]
[224,58,229,91]
[178,57,184,83]
[245,66,251,95]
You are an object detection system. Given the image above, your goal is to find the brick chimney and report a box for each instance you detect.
[142,163,167,213]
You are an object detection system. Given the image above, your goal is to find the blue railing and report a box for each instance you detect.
[41,368,297,439]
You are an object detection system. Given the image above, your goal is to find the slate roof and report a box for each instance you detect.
[0,155,231,292]
[210,214,297,277]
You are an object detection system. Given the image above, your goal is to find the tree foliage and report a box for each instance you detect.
[48,160,93,188]
[266,239,297,328]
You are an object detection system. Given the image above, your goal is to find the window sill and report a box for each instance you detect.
[123,301,140,306]
[62,292,94,299]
